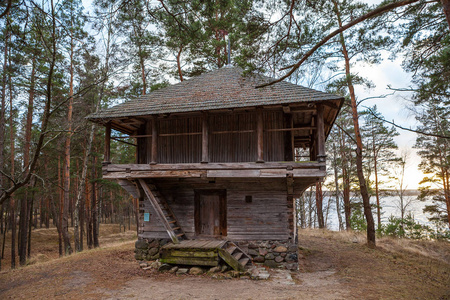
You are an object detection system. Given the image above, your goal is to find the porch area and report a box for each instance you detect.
[159,239,251,272]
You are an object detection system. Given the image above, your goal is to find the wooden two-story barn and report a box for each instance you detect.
[87,66,343,270]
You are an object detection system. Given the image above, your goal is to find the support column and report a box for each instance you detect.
[316,104,326,162]
[104,121,111,164]
[284,113,294,161]
[146,120,152,164]
[256,108,264,163]
[151,116,158,164]
[201,112,209,163]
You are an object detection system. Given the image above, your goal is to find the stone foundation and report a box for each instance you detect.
[134,238,170,261]
[235,240,298,270]
[134,238,298,270]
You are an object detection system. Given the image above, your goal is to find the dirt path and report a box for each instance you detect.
[1,230,449,300]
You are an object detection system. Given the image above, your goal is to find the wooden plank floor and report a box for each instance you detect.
[162,240,227,250]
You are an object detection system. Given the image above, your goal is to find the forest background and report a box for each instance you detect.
[0,0,449,270]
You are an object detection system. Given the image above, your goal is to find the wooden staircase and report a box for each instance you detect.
[160,240,252,272]
[218,241,252,272]
[138,179,187,244]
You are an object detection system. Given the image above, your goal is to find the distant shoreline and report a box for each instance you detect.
[319,189,441,197]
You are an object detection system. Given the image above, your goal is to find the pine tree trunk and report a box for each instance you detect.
[333,142,344,231]
[176,46,184,81]
[334,0,376,247]
[62,35,74,256]
[315,182,325,228]
[340,130,351,230]
[92,156,99,248]
[58,157,63,257]
[441,0,450,30]
[374,148,382,231]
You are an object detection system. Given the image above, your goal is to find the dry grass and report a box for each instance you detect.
[1,223,137,270]
[0,227,449,299]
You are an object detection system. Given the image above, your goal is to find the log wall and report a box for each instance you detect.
[139,178,294,241]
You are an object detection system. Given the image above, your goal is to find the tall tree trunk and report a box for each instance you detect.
[86,176,93,249]
[373,147,381,231]
[333,0,376,247]
[27,177,36,259]
[92,156,99,248]
[441,0,450,30]
[340,129,351,230]
[333,141,344,231]
[62,34,74,256]
[19,54,36,266]
[315,182,325,228]
[58,157,63,256]
[176,46,184,81]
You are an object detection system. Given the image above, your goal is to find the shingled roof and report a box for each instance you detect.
[87,66,343,120]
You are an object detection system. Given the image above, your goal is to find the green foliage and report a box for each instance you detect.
[381,214,449,241]
[350,205,367,231]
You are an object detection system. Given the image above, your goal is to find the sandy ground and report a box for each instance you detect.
[1,228,449,300]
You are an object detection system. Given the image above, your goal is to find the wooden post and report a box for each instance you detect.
[104,122,111,164]
[201,112,209,163]
[316,104,326,162]
[151,117,158,164]
[146,120,152,164]
[284,113,294,161]
[256,108,264,163]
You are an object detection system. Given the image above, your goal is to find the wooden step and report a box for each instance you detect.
[233,252,243,260]
[168,220,176,224]
[172,227,181,231]
[176,233,185,237]
[226,246,237,254]
[239,258,250,266]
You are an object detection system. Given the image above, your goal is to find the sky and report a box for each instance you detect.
[81,0,426,189]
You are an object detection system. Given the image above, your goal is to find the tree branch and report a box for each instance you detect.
[0,0,12,19]
[256,0,422,88]
[364,106,450,139]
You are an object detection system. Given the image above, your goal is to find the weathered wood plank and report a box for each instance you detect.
[218,249,244,272]
[160,257,219,266]
[104,170,206,179]
[206,170,261,178]
[106,161,325,171]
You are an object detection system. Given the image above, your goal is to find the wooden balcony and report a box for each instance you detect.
[102,161,326,180]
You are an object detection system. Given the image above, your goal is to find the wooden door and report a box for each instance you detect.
[194,190,227,237]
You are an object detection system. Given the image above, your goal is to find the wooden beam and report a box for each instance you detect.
[104,121,111,163]
[212,130,254,134]
[201,112,209,163]
[151,117,158,164]
[105,161,327,171]
[256,108,264,163]
[265,127,316,132]
[316,104,326,162]
[322,101,339,110]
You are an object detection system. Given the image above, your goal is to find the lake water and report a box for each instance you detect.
[314,193,440,231]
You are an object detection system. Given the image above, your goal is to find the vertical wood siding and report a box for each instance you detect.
[139,178,292,241]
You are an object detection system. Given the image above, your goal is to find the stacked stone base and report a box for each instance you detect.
[134,238,298,270]
[235,240,298,270]
[134,238,170,261]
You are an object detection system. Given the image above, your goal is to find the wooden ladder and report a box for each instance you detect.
[138,179,187,244]
[218,241,252,271]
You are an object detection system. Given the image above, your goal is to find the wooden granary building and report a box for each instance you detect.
[88,66,343,270]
